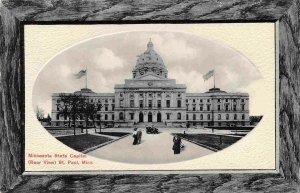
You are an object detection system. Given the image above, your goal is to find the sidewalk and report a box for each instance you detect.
[87,131,213,164]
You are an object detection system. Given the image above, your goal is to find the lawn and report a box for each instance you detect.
[97,132,130,137]
[56,134,112,152]
[175,133,242,151]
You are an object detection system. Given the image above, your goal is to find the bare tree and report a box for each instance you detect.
[35,106,45,122]
[57,93,87,135]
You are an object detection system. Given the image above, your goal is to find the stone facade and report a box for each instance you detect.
[51,40,250,128]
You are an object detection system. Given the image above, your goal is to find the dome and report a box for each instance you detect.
[132,39,168,79]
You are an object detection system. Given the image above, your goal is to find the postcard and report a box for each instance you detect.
[24,23,276,173]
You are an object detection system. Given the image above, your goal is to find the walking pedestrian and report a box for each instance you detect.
[132,128,138,145]
[137,128,142,144]
[172,135,182,154]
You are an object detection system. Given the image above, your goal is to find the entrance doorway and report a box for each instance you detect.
[157,112,161,122]
[148,112,153,122]
[139,112,143,122]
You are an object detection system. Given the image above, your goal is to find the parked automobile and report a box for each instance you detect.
[146,126,159,134]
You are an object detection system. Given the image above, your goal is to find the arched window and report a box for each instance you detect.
[177,113,181,120]
[234,114,237,120]
[218,114,221,120]
[242,114,245,120]
[193,114,196,120]
[200,114,203,120]
[119,112,124,120]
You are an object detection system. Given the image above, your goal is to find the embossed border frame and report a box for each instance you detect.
[0,1,299,192]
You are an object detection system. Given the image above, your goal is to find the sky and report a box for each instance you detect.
[32,31,262,116]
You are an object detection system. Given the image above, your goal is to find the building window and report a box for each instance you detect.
[234,114,237,120]
[193,99,196,103]
[56,114,59,120]
[241,99,245,103]
[193,106,196,111]
[218,122,221,126]
[177,113,181,120]
[225,105,229,111]
[200,99,203,103]
[105,99,108,103]
[200,114,203,120]
[139,93,143,97]
[178,93,181,97]
[120,93,123,97]
[167,114,170,120]
[112,104,115,111]
[207,114,210,120]
[119,112,124,120]
[233,99,236,102]
[56,105,59,111]
[233,105,237,111]
[105,105,108,111]
[149,93,152,97]
[157,100,161,108]
[120,100,124,108]
[217,105,220,111]
[226,114,229,120]
[130,100,134,108]
[105,114,108,120]
[166,100,170,108]
[112,99,115,103]
[226,99,229,102]
[218,114,221,120]
[200,105,203,111]
[97,114,100,120]
[186,99,188,103]
[177,100,181,108]
[130,113,134,120]
[193,114,196,120]
[186,104,188,110]
[186,114,189,120]
[241,104,245,111]
[139,100,143,108]
[218,99,221,102]
[112,114,114,120]
[242,114,245,120]
[207,99,210,102]
[148,100,152,108]
[207,104,210,111]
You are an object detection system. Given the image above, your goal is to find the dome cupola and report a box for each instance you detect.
[132,39,168,79]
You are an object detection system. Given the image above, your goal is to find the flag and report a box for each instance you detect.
[74,70,86,79]
[203,70,214,81]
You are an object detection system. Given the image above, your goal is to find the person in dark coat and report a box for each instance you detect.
[173,135,182,154]
[132,128,138,145]
[137,128,142,144]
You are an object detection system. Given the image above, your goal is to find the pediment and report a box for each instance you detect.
[136,73,165,80]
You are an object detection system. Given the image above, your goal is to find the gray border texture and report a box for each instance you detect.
[0,0,299,192]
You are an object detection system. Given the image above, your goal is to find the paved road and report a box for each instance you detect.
[87,130,213,164]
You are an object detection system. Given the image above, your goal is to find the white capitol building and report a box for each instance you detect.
[51,40,250,128]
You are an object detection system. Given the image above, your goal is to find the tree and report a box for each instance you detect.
[35,106,45,122]
[57,93,87,135]
[81,101,98,134]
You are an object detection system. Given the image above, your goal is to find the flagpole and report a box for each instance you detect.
[213,69,215,88]
[85,64,88,89]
